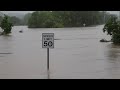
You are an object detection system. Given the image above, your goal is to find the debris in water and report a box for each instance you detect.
[100,39,111,42]
[19,30,23,33]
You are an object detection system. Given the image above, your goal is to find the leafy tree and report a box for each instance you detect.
[0,16,3,26]
[103,15,120,44]
[0,16,3,22]
[103,15,118,35]
[0,15,13,35]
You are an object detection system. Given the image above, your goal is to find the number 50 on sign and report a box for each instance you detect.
[42,33,54,48]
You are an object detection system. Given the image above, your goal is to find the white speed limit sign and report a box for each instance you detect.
[42,33,54,48]
[42,33,54,72]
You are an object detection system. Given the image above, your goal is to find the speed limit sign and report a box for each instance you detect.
[42,33,54,48]
[42,33,54,73]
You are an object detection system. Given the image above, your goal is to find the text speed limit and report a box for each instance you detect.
[42,33,54,48]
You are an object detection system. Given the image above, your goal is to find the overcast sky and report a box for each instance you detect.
[1,11,34,14]
[108,11,119,15]
[1,11,119,15]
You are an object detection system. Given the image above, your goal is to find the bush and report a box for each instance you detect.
[0,15,13,35]
[103,16,120,44]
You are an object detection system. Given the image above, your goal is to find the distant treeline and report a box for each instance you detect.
[0,13,31,26]
[0,16,23,26]
[0,11,117,28]
[27,11,115,28]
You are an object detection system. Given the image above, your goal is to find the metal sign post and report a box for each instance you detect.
[47,48,49,71]
[42,33,54,73]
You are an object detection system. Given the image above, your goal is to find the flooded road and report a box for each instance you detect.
[0,25,120,79]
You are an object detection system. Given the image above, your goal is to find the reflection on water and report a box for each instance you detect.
[105,44,120,60]
[0,25,120,79]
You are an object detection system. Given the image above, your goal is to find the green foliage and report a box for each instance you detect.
[0,15,26,26]
[28,11,112,28]
[103,15,120,44]
[103,15,118,35]
[0,16,3,24]
[54,23,64,28]
[0,15,13,35]
[28,11,40,28]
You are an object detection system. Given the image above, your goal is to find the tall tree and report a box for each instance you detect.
[103,15,120,44]
[0,15,13,35]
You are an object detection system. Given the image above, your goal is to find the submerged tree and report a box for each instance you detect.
[0,15,13,35]
[103,15,120,44]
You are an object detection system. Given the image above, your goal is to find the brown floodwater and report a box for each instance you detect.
[0,25,120,79]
